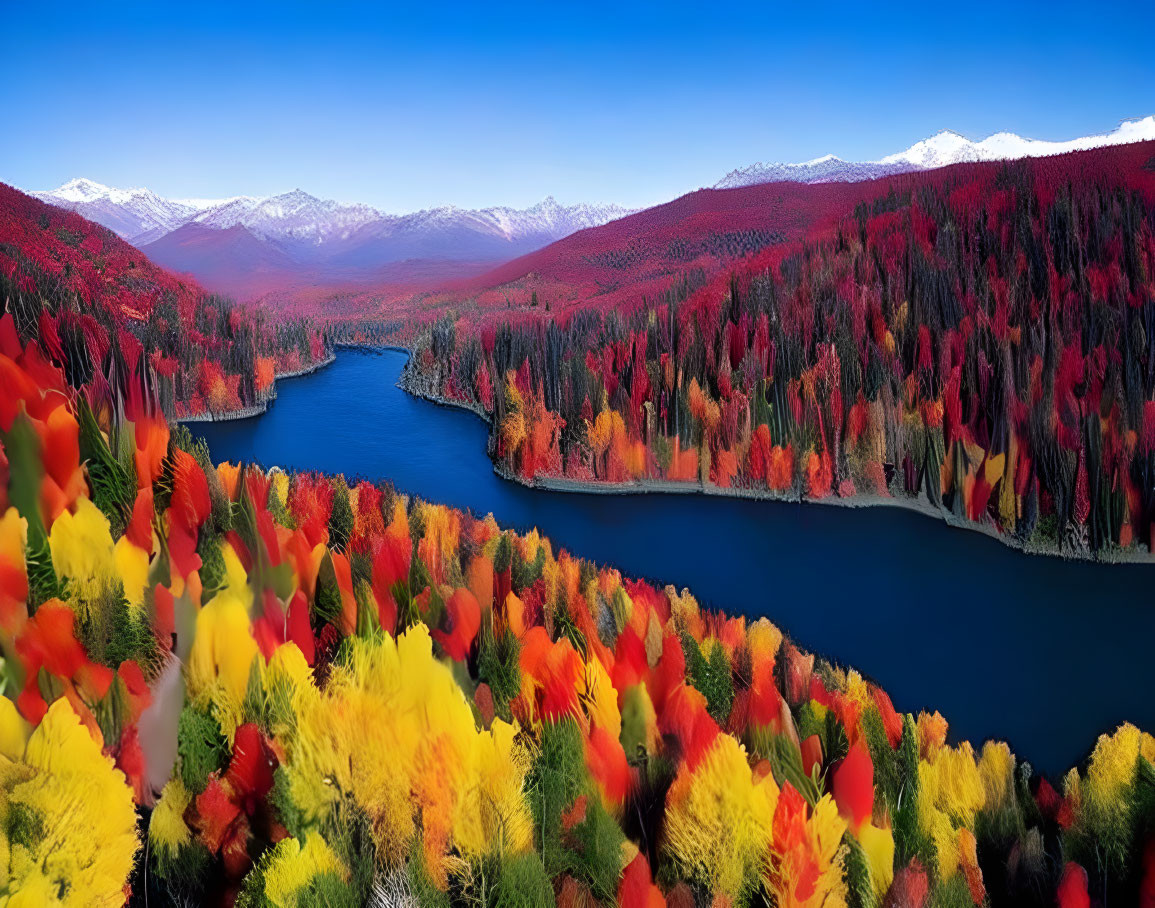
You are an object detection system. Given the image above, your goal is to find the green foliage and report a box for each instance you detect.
[681,632,733,724]
[313,552,344,627]
[233,838,276,908]
[177,705,229,794]
[794,700,827,742]
[527,718,587,874]
[511,542,546,592]
[843,833,877,908]
[292,872,359,908]
[552,600,588,659]
[267,476,296,530]
[317,797,378,903]
[568,796,627,902]
[353,579,381,638]
[236,836,359,908]
[327,477,354,553]
[77,398,135,536]
[893,715,936,874]
[197,531,226,604]
[77,582,158,672]
[493,533,513,575]
[152,445,176,515]
[764,733,823,807]
[927,873,974,908]
[151,839,211,895]
[270,766,307,840]
[486,852,555,908]
[862,706,900,815]
[6,802,45,850]
[406,838,452,907]
[620,684,653,762]
[477,621,522,722]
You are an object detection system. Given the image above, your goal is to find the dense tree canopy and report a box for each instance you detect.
[411,144,1155,556]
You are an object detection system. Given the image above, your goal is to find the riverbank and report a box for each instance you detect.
[189,343,1155,773]
[180,351,337,423]
[395,348,1153,566]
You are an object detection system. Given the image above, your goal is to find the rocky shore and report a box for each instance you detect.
[396,350,1153,565]
[180,351,337,423]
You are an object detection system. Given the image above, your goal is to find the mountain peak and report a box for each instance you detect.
[719,117,1155,190]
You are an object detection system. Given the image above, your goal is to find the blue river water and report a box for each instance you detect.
[189,347,1155,776]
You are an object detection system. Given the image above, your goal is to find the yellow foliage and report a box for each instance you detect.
[113,537,149,612]
[149,778,193,856]
[47,497,116,606]
[844,670,873,718]
[280,626,532,888]
[582,657,622,741]
[0,698,29,763]
[271,470,291,512]
[504,372,524,414]
[748,618,783,664]
[0,508,26,577]
[1075,723,1151,838]
[455,719,534,858]
[858,823,895,900]
[664,734,778,899]
[1,699,138,907]
[977,741,1015,812]
[501,410,527,455]
[262,834,346,908]
[918,742,983,879]
[186,560,259,742]
[666,586,702,638]
[589,407,614,456]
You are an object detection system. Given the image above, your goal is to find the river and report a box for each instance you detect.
[188,347,1155,776]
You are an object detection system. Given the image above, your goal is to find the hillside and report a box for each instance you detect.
[33,179,634,300]
[1,325,1154,905]
[0,182,328,418]
[408,140,1155,558]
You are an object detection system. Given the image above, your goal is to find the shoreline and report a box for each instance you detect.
[394,349,1154,566]
[179,351,337,424]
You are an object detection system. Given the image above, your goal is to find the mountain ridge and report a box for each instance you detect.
[716,115,1155,188]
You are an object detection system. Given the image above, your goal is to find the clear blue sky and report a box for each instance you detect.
[2,0,1152,212]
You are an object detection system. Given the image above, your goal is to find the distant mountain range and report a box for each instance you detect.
[27,116,1155,298]
[30,179,633,298]
[715,115,1155,188]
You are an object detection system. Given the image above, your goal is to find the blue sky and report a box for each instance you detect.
[2,1,1152,212]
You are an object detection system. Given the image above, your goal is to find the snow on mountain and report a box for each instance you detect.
[31,178,232,244]
[473,196,632,241]
[880,116,1155,167]
[29,179,630,254]
[715,156,916,189]
[190,190,380,244]
[718,116,1155,189]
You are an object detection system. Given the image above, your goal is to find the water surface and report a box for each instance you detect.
[190,348,1155,776]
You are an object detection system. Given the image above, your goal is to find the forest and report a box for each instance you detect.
[0,182,330,420]
[405,143,1155,556]
[1,306,1154,907]
[2,141,1155,905]
[6,295,1155,896]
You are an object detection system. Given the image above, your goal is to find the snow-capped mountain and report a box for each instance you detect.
[28,179,632,298]
[715,155,917,190]
[30,178,231,244]
[879,116,1155,168]
[30,179,629,250]
[189,190,380,244]
[717,116,1155,189]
